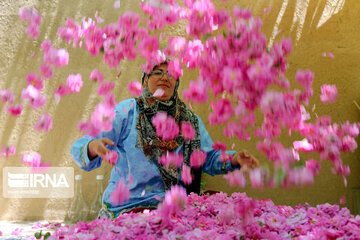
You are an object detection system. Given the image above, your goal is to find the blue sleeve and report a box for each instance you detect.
[70,99,134,172]
[196,115,240,176]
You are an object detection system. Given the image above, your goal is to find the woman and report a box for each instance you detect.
[71,62,259,219]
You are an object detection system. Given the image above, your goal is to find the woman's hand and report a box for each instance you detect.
[231,150,259,169]
[88,138,115,160]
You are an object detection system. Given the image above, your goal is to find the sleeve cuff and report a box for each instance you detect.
[225,150,240,172]
[81,142,100,167]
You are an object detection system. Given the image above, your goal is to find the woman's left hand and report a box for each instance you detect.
[231,150,259,169]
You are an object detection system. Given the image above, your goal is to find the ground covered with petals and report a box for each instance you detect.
[46,192,360,240]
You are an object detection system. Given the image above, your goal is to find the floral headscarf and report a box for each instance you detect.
[135,70,202,192]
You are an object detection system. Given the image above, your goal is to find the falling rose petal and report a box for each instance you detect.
[274,29,281,37]
[31,52,36,58]
[114,0,120,9]
[0,89,14,104]
[110,179,130,205]
[128,174,133,185]
[154,195,162,201]
[128,81,143,97]
[123,108,127,114]
[189,103,193,110]
[181,122,195,140]
[231,143,235,150]
[340,196,346,204]
[327,52,334,58]
[90,69,104,83]
[262,7,271,14]
[153,88,164,97]
[35,113,53,132]
[320,84,337,103]
[181,165,192,185]
[190,149,206,168]
[131,102,134,109]
[94,11,103,23]
[6,104,23,117]
[0,145,16,158]
[32,163,51,173]
[66,73,83,93]
[104,150,118,166]
[141,189,146,196]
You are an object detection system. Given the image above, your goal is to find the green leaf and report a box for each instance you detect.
[44,232,51,240]
[34,230,42,239]
[258,221,264,227]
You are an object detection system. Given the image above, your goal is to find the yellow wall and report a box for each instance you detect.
[0,0,359,221]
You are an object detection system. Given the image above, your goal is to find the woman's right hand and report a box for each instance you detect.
[87,138,115,160]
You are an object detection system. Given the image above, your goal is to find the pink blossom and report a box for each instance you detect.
[0,89,14,104]
[66,74,83,93]
[22,152,50,172]
[340,196,346,205]
[91,103,116,132]
[152,112,179,141]
[6,104,23,116]
[320,84,337,103]
[168,59,183,80]
[42,40,69,67]
[19,7,41,39]
[128,81,143,97]
[11,228,24,236]
[104,94,117,108]
[305,158,320,175]
[98,81,115,96]
[159,152,183,168]
[21,85,46,109]
[181,122,195,140]
[138,36,159,60]
[209,98,233,125]
[182,77,208,104]
[233,6,252,19]
[54,84,70,103]
[104,150,118,166]
[158,185,187,225]
[223,170,246,188]
[40,64,53,80]
[78,120,101,137]
[190,149,206,168]
[293,139,313,152]
[181,165,192,185]
[35,113,53,132]
[0,144,16,158]
[163,37,187,57]
[110,179,130,205]
[342,135,357,152]
[212,141,227,151]
[249,168,264,189]
[26,73,43,90]
[89,69,104,83]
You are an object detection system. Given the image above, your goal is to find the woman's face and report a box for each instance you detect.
[146,63,177,101]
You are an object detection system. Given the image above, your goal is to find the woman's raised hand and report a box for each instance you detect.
[231,150,259,169]
[87,138,115,160]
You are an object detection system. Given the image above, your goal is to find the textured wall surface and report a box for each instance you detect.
[0,0,359,221]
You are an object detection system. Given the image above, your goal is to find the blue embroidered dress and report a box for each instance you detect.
[71,99,237,218]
